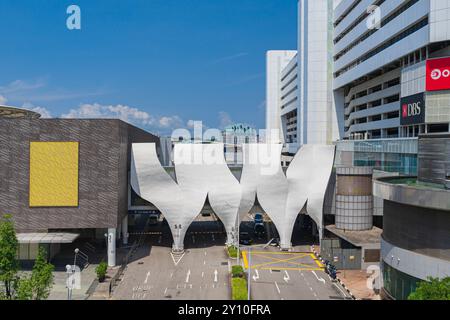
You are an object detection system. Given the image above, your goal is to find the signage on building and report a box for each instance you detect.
[400,93,425,126]
[426,57,450,91]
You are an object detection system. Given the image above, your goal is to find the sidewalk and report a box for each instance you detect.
[336,270,381,300]
[47,264,98,300]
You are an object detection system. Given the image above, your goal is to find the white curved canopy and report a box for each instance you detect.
[130,142,335,251]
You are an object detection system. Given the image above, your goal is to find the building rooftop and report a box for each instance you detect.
[0,105,41,119]
[325,225,382,247]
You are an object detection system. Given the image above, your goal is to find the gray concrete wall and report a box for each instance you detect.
[0,119,158,232]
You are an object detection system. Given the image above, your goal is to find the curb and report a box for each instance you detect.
[310,245,356,300]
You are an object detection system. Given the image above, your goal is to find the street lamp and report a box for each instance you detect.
[74,248,79,269]
[104,233,108,259]
[241,240,273,301]
[65,264,73,300]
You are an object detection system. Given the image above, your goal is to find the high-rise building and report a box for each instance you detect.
[334,0,450,140]
[268,0,450,150]
[266,50,297,145]
[265,0,450,282]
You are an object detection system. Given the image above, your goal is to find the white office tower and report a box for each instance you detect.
[333,0,450,140]
[266,50,297,144]
[266,1,341,155]
[297,0,340,147]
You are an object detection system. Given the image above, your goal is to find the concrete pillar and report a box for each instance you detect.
[122,216,128,245]
[172,224,184,253]
[107,228,116,267]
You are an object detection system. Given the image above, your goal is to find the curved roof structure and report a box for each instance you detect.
[131,142,335,251]
[0,105,41,119]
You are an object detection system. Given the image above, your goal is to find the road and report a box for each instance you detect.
[112,214,231,300]
[242,247,353,300]
[112,213,351,300]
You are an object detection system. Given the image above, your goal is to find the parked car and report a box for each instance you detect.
[254,223,266,238]
[254,213,263,224]
[239,232,252,245]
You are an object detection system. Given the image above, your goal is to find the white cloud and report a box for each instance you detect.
[158,116,184,129]
[21,102,52,118]
[218,111,233,129]
[62,103,155,125]
[60,103,189,134]
[0,78,105,103]
[208,52,249,65]
[0,95,7,105]
[0,79,46,94]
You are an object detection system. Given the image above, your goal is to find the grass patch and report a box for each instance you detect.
[231,278,248,300]
[227,245,238,258]
[231,265,244,278]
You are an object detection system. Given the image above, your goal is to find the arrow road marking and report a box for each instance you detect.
[144,271,150,284]
[253,269,260,282]
[312,271,326,284]
[214,270,218,282]
[283,270,290,283]
[186,270,191,283]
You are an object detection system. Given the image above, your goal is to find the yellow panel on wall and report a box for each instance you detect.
[29,142,79,207]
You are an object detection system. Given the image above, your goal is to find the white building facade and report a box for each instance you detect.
[334,0,450,140]
[268,0,450,151]
[266,50,298,145]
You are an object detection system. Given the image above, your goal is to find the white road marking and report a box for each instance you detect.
[144,271,151,284]
[333,283,348,298]
[283,270,290,283]
[274,282,281,294]
[201,272,204,278]
[185,269,191,283]
[170,272,174,278]
[214,270,218,282]
[312,271,326,284]
[170,252,185,266]
[204,260,206,265]
[253,269,260,281]
[164,288,168,295]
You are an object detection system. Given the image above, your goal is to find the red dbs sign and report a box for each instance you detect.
[426,57,450,91]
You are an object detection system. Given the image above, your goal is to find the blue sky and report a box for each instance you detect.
[0,0,297,135]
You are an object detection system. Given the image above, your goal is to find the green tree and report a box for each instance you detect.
[0,214,19,299]
[29,247,54,300]
[15,278,33,300]
[408,277,450,300]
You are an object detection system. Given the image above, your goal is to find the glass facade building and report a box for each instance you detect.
[335,138,418,175]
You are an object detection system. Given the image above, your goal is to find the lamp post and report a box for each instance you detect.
[104,232,108,258]
[74,248,79,269]
[65,264,73,300]
[241,240,273,301]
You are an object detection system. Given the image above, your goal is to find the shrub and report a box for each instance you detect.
[231,278,247,300]
[231,265,244,278]
[95,261,108,282]
[227,245,238,258]
[408,277,450,300]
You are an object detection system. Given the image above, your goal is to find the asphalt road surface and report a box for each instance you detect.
[242,248,353,300]
[112,214,351,300]
[112,214,231,300]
